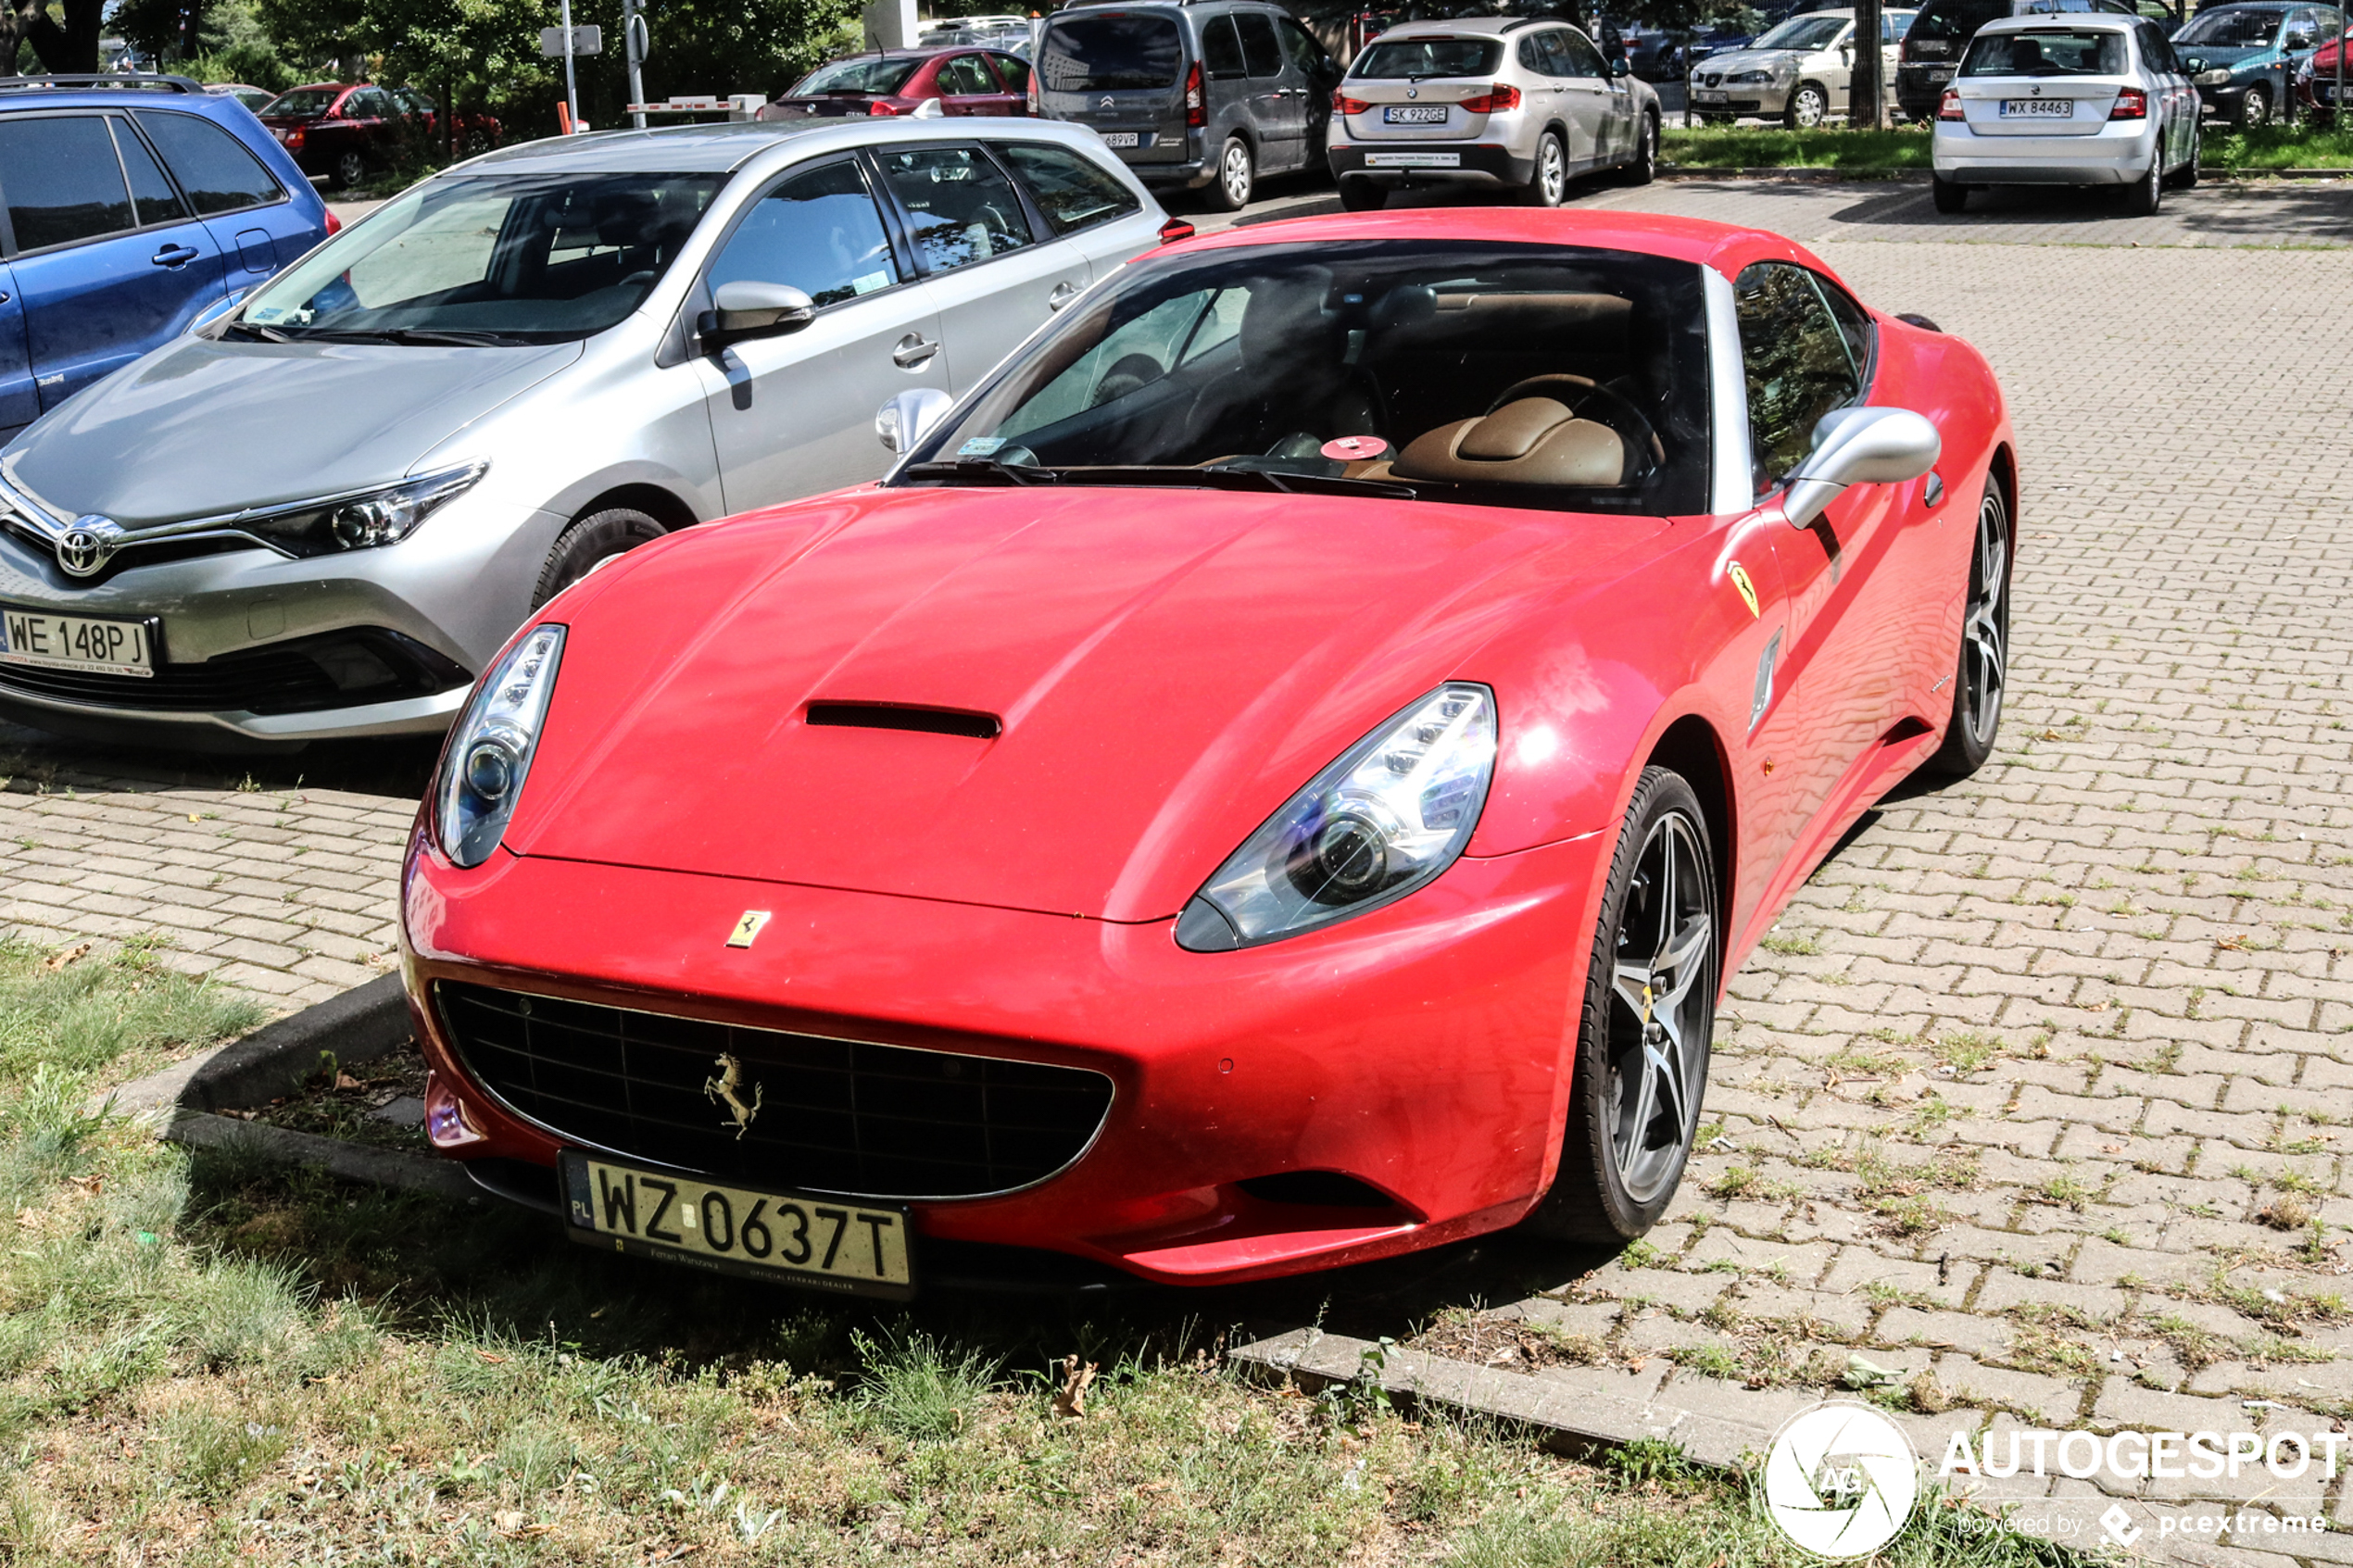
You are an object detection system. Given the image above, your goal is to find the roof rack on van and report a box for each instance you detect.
[0,72,204,93]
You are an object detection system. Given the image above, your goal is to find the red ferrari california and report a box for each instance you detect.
[400,207,2014,1298]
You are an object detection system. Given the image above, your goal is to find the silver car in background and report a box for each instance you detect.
[1689,8,1914,129]
[0,118,1167,749]
[1931,13,2197,213]
[1327,16,1663,209]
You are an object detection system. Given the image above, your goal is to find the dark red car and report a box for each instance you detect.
[258,82,405,189]
[759,47,1033,119]
[2298,34,2353,120]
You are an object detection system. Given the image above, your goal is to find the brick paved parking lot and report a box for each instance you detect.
[26,176,2353,1557]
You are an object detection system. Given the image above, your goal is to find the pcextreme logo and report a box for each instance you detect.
[1760,1402,1919,1559]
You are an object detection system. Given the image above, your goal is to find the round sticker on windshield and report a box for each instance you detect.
[1321,435,1389,461]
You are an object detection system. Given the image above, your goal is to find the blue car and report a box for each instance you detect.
[0,74,333,447]
[2172,1,2343,124]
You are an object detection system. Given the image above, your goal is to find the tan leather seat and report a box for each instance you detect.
[1391,396,1634,488]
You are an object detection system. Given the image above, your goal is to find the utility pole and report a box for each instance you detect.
[559,0,581,132]
[1852,0,1882,128]
[623,0,648,129]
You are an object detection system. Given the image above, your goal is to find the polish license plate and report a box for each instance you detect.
[1365,150,1461,167]
[1928,67,1955,82]
[561,1151,915,1298]
[1098,131,1139,147]
[2000,97,2073,116]
[0,607,155,677]
[1694,89,1729,103]
[1382,104,1449,122]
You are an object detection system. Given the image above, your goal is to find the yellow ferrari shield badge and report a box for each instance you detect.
[1728,561,1760,620]
[725,910,772,948]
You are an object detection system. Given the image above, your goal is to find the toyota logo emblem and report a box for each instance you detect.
[56,516,120,578]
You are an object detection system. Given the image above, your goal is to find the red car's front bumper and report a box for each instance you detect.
[400,826,1605,1287]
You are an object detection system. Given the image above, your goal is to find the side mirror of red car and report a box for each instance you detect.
[1782,407,1941,529]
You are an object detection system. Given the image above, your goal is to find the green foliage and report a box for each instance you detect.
[849,1323,1000,1442]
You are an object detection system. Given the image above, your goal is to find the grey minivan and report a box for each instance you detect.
[1034,0,1342,210]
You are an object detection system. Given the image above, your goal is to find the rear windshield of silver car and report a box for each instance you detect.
[1348,37,1505,78]
[231,171,729,345]
[1960,29,2128,73]
[1039,14,1183,90]
[899,240,1713,517]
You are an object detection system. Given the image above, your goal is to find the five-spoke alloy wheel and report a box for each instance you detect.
[1523,766,1718,1244]
[1922,479,2011,779]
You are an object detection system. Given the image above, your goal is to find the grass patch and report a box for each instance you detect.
[0,947,2095,1563]
[1662,124,1932,169]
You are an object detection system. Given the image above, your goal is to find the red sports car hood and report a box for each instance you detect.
[503,484,1659,922]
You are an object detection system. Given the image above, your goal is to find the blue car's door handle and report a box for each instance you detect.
[152,245,201,269]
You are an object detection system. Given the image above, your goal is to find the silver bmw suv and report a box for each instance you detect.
[0,116,1165,749]
[1327,16,1663,208]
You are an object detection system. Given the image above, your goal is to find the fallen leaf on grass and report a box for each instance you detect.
[69,1174,100,1194]
[15,1208,38,1230]
[493,1510,526,1532]
[333,1073,362,1091]
[44,942,90,970]
[1052,1353,1098,1419]
[476,1350,509,1364]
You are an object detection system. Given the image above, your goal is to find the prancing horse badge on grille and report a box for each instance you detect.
[725,909,771,948]
[705,1052,763,1139]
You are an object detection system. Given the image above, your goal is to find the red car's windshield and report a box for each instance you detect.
[903,241,1713,516]
[263,87,344,118]
[791,57,924,94]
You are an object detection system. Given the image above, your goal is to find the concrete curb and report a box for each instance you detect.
[105,973,471,1200]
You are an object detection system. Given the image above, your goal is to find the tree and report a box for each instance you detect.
[1,0,107,73]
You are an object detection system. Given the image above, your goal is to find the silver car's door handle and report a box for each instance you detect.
[892,333,939,369]
[1048,282,1080,311]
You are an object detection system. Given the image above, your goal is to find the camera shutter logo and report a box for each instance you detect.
[57,516,123,578]
[1761,1401,1919,1559]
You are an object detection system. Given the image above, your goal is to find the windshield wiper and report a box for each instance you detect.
[902,458,1060,486]
[219,320,293,343]
[294,327,539,347]
[1082,464,1420,499]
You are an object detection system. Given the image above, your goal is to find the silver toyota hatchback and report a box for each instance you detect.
[0,117,1168,749]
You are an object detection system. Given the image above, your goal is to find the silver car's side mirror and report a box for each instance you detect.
[699,282,814,351]
[1782,406,1941,529]
[876,387,954,455]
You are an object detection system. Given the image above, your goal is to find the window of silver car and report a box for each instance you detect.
[1236,12,1287,76]
[999,142,1140,234]
[0,116,137,251]
[110,117,188,228]
[1734,261,1862,496]
[1349,38,1506,78]
[908,241,1712,516]
[1753,14,1851,49]
[237,172,727,340]
[1959,29,2128,72]
[1517,32,1549,69]
[1202,15,1248,76]
[709,160,900,307]
[1557,30,1611,77]
[134,110,288,216]
[875,146,1035,273]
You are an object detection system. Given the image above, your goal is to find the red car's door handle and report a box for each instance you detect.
[152,245,201,269]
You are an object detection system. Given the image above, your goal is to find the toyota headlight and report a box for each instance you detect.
[1174,684,1495,952]
[2196,67,2233,84]
[435,623,564,869]
[241,462,485,558]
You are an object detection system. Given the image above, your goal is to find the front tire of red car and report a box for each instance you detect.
[532,507,664,608]
[1520,765,1718,1247]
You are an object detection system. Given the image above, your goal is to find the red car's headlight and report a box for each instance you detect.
[1175,684,1497,951]
[435,623,565,867]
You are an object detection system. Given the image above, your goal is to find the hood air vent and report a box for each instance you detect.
[804,702,1001,739]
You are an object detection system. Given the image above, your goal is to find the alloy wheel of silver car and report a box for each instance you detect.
[1523,131,1567,207]
[1618,114,1657,185]
[1787,82,1828,129]
[1214,136,1253,211]
[2124,139,2163,216]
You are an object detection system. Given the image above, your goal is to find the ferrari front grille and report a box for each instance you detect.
[434,982,1114,1199]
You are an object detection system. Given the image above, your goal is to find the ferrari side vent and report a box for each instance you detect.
[805,701,1001,739]
[1239,1171,1399,1210]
